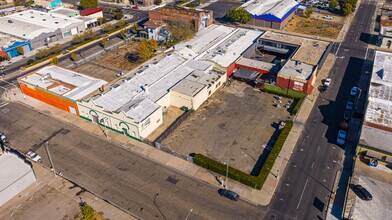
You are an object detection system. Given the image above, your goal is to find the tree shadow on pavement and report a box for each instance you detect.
[250,122,281,176]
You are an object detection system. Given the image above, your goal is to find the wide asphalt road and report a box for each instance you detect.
[266,0,377,219]
[0,102,266,220]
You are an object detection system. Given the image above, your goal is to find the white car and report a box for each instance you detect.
[26,151,42,162]
[323,15,334,20]
[323,78,331,87]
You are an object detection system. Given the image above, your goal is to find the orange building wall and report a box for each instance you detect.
[18,82,80,116]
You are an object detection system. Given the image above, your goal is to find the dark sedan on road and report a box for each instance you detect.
[218,189,239,201]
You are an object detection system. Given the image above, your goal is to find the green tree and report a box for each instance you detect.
[102,37,107,48]
[342,3,353,15]
[133,24,139,34]
[70,53,77,61]
[155,0,162,5]
[27,59,34,65]
[50,56,58,64]
[16,46,24,55]
[80,0,98,9]
[72,34,85,44]
[102,23,114,33]
[146,39,158,52]
[225,7,252,24]
[83,29,95,40]
[304,8,314,18]
[138,40,155,60]
[115,20,126,28]
[98,17,106,25]
[114,11,123,20]
[329,0,338,9]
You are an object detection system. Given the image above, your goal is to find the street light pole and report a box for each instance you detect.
[44,141,56,177]
[356,88,362,106]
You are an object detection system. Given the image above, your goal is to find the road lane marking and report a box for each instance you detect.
[311,162,315,169]
[365,47,369,60]
[335,42,342,55]
[317,146,320,152]
[297,178,309,210]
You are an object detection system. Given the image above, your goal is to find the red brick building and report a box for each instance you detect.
[148,6,213,32]
[276,60,317,94]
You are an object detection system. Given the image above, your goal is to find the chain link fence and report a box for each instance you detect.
[143,110,193,162]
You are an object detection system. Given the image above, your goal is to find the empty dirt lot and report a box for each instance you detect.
[284,14,344,39]
[161,81,292,173]
[58,41,144,83]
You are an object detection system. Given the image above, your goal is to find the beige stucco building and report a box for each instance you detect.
[77,54,225,140]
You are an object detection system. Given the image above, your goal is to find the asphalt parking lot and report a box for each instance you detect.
[202,0,243,19]
[351,176,392,220]
[161,81,292,173]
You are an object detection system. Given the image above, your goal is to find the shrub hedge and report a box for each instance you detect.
[193,120,294,190]
[194,154,261,189]
[256,120,293,186]
[263,84,306,115]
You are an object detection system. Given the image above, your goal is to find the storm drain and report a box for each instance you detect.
[61,129,70,135]
[166,176,178,185]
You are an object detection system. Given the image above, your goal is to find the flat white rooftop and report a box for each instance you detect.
[278,60,314,81]
[19,65,108,101]
[365,51,392,128]
[0,10,83,39]
[175,24,263,67]
[236,57,275,71]
[242,0,298,18]
[92,54,216,123]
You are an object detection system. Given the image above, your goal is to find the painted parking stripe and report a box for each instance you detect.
[0,102,9,108]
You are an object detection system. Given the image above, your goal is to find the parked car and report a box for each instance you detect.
[352,185,372,201]
[336,130,347,145]
[346,101,354,111]
[218,189,240,201]
[350,87,360,96]
[323,78,331,87]
[26,151,42,162]
[319,85,328,93]
[343,110,352,121]
[116,71,125,77]
[323,15,334,20]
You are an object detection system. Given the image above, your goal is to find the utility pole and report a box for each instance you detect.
[44,141,56,177]
[225,160,229,189]
[185,208,193,220]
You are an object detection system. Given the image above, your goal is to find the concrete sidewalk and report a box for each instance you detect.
[3,54,336,206]
[0,156,136,220]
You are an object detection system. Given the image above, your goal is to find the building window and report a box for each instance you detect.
[142,118,151,129]
[209,90,211,95]
[157,119,160,123]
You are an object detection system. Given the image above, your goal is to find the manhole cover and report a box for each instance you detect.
[166,176,178,184]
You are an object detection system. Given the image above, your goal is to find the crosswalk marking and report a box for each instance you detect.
[0,102,9,108]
